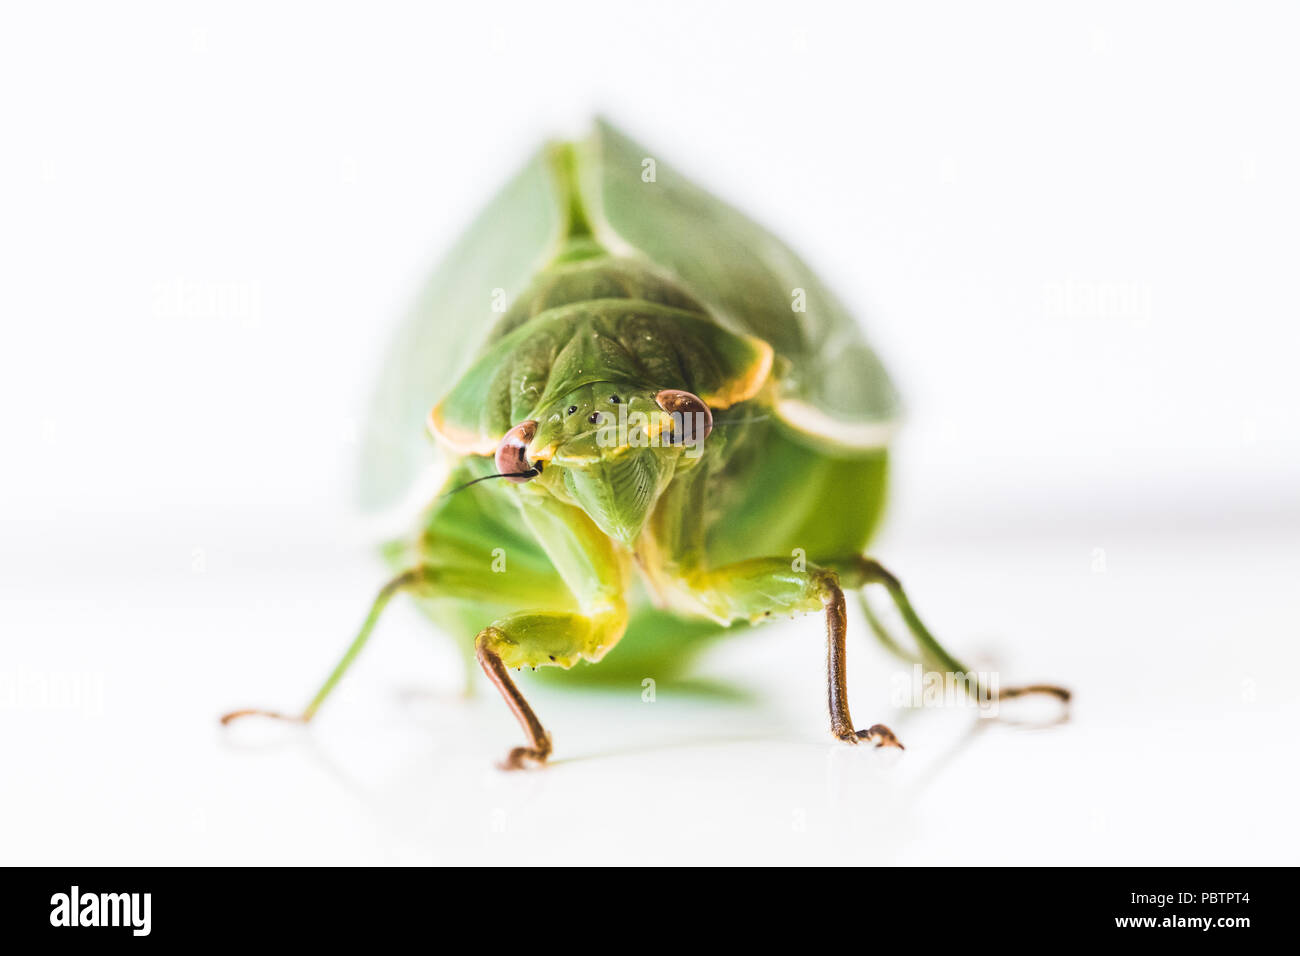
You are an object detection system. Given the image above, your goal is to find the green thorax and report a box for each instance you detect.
[429,248,775,456]
[488,251,707,343]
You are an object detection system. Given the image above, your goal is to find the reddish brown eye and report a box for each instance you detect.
[495,420,539,482]
[655,389,713,443]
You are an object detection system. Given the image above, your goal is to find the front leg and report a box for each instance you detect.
[475,607,625,769]
[673,558,903,749]
[477,492,628,769]
[820,576,904,749]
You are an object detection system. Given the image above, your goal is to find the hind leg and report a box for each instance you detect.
[841,556,1070,706]
[222,460,579,731]
[219,564,550,726]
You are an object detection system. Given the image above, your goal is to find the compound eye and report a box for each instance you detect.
[654,389,713,443]
[495,421,539,482]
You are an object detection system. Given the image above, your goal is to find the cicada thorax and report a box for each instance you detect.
[488,252,708,344]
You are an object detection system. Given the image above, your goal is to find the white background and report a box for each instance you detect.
[2,1,1297,864]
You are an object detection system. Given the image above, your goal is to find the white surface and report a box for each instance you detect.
[2,1,1298,865]
[4,524,1296,865]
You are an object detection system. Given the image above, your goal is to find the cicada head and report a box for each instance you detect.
[501,382,713,545]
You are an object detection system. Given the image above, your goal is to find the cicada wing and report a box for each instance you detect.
[578,118,900,453]
[357,147,567,512]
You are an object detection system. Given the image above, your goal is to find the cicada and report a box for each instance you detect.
[223,119,1067,768]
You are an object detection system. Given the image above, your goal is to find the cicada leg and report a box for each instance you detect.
[842,557,1071,707]
[468,492,630,770]
[473,607,627,769]
[818,569,904,749]
[223,486,627,769]
[671,557,903,749]
[219,563,544,726]
[220,568,438,726]
[858,593,921,665]
[220,566,626,771]
[475,630,551,769]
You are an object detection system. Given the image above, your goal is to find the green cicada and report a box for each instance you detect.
[223,119,1067,768]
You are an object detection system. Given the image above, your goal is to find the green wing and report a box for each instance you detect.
[361,119,900,512]
[357,147,567,512]
[576,118,900,453]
